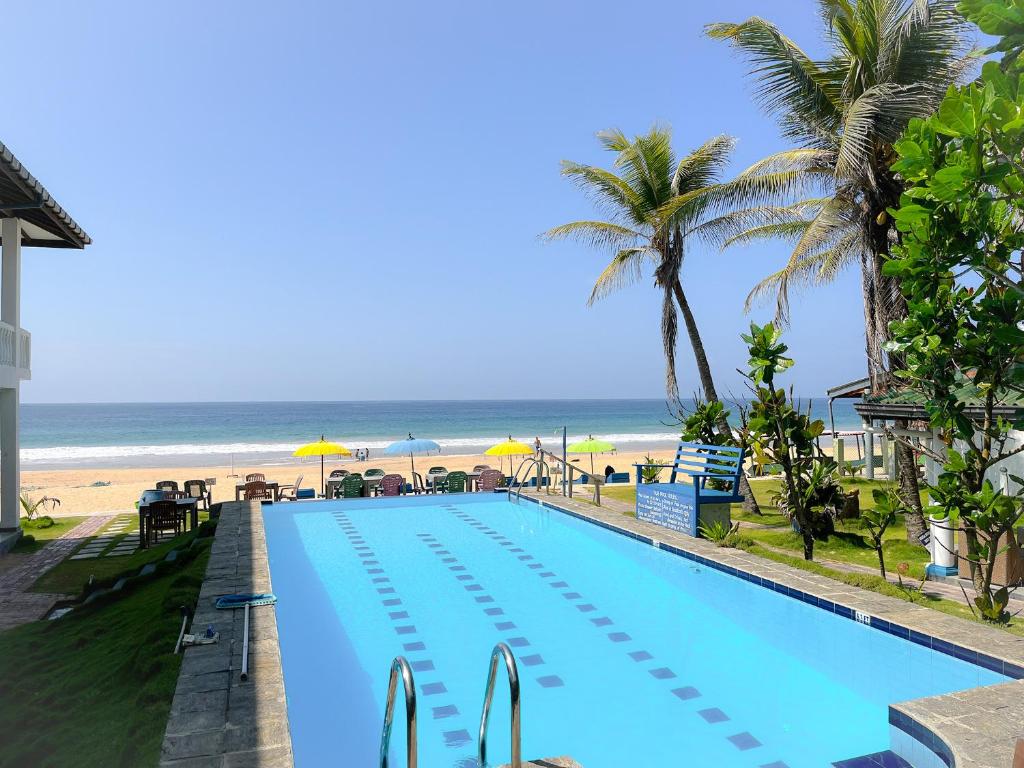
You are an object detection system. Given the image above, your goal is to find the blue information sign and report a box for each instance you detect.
[636,484,698,537]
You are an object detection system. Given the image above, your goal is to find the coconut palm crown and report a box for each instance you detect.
[707,0,972,388]
[544,125,754,399]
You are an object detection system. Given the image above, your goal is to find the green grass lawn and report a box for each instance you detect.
[33,533,193,595]
[11,516,87,554]
[0,539,211,767]
[34,513,212,595]
[603,477,931,577]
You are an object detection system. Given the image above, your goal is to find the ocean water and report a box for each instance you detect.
[264,494,1007,767]
[20,399,864,469]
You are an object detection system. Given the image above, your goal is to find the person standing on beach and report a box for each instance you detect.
[534,436,541,454]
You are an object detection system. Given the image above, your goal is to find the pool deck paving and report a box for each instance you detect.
[160,500,293,768]
[163,492,1024,768]
[516,487,1024,768]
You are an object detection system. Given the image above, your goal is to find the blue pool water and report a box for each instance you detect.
[264,496,1008,767]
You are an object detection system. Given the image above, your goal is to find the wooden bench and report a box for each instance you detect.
[633,442,744,537]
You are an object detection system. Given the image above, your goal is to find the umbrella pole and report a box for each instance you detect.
[410,453,416,489]
[321,456,325,498]
[590,454,595,474]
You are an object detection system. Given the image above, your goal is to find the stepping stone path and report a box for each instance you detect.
[0,513,114,631]
[68,515,139,560]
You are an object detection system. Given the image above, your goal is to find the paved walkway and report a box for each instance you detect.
[0,514,114,631]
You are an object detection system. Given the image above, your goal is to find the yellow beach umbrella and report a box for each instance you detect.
[293,435,352,496]
[485,436,534,475]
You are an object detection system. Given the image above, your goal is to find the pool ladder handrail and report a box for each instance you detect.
[478,641,522,768]
[379,656,417,768]
[507,456,549,503]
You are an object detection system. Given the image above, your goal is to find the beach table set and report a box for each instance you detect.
[234,480,281,501]
[136,489,201,549]
[324,475,383,498]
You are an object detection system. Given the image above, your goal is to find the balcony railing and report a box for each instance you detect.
[0,321,30,379]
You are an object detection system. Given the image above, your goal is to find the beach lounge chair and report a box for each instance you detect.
[243,481,272,501]
[477,469,503,492]
[147,499,183,543]
[329,469,349,478]
[473,464,491,472]
[445,471,468,493]
[341,474,365,498]
[156,480,178,493]
[183,479,211,510]
[245,472,266,482]
[278,475,306,501]
[378,474,405,497]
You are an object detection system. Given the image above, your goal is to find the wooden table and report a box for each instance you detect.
[425,471,482,492]
[138,491,200,549]
[325,476,384,498]
[234,481,280,501]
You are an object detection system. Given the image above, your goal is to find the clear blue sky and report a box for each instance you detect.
[9,0,866,403]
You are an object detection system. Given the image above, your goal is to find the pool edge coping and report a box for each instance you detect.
[160,500,294,767]
[514,490,1024,768]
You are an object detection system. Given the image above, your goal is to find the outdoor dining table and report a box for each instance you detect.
[325,475,384,498]
[425,470,482,493]
[137,490,200,549]
[234,481,281,501]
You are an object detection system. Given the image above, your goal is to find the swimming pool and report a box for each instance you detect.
[263,494,1009,767]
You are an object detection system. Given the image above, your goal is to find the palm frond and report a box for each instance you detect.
[559,161,645,225]
[744,197,863,322]
[542,220,646,250]
[689,200,827,246]
[588,247,659,306]
[706,18,844,141]
[672,135,735,196]
[722,220,813,249]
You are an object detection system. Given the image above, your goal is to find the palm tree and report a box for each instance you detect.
[706,0,972,541]
[544,124,761,512]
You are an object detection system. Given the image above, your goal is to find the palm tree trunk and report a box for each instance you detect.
[866,208,927,546]
[860,251,886,393]
[672,280,761,514]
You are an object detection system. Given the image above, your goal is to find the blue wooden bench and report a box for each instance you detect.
[633,442,745,537]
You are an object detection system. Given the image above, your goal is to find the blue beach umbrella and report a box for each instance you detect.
[383,433,441,479]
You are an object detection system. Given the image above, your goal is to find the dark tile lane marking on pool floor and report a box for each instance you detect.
[414,531,563,690]
[332,513,472,751]
[447,507,787,763]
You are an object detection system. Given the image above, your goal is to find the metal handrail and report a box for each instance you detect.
[379,656,417,768]
[506,457,534,502]
[536,449,604,505]
[507,456,550,503]
[478,642,521,768]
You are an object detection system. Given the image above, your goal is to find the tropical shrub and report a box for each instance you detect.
[742,323,844,559]
[640,456,663,484]
[19,494,60,522]
[863,488,901,578]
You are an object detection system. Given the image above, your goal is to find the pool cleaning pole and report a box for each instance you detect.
[240,602,250,681]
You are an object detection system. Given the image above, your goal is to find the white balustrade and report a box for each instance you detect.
[0,321,30,374]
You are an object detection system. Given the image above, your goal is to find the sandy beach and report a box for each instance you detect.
[22,448,669,516]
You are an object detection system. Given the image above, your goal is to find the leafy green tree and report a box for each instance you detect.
[886,0,1024,620]
[742,323,844,559]
[707,0,973,542]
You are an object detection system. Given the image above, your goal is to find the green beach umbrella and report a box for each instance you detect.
[567,435,615,474]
